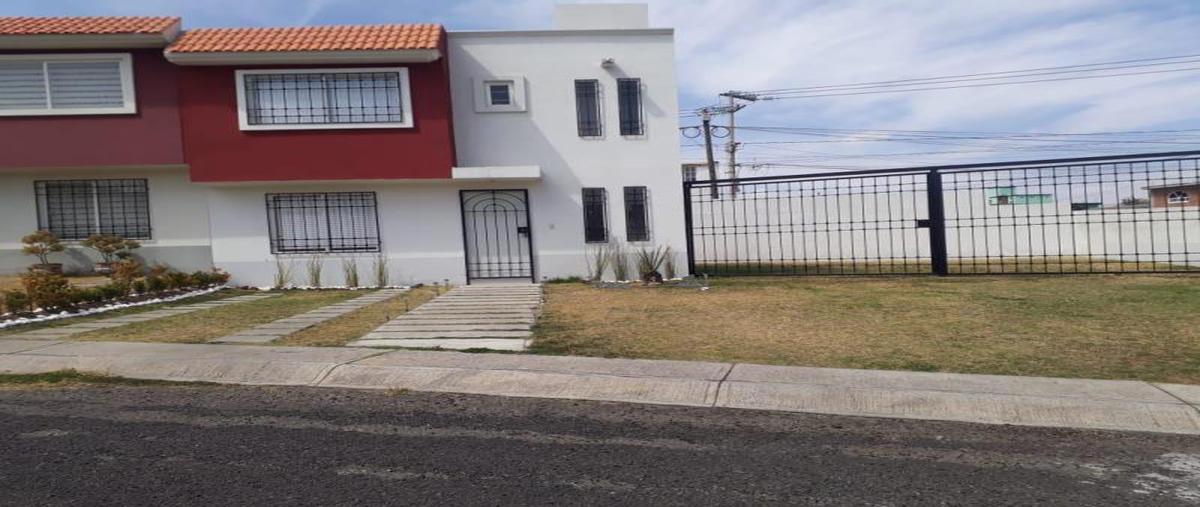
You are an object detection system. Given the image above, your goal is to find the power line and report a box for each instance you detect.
[737,53,1200,95]
[743,65,1200,100]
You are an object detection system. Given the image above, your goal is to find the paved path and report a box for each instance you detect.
[347,283,541,351]
[210,289,406,344]
[4,293,279,341]
[0,340,1197,435]
[4,385,1197,505]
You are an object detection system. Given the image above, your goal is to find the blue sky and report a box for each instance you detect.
[9,0,1200,173]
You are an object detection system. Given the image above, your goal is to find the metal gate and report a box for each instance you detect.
[460,189,535,282]
[684,150,1200,276]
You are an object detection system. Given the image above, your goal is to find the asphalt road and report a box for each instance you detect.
[0,384,1198,506]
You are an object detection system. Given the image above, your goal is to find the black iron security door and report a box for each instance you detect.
[460,190,535,282]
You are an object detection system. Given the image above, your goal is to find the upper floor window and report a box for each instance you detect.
[1168,190,1190,204]
[617,78,643,136]
[473,76,526,113]
[236,68,412,131]
[35,179,151,240]
[0,54,136,116]
[575,79,602,137]
[487,82,512,106]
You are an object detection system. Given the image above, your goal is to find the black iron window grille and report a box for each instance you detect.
[616,78,643,136]
[624,186,650,242]
[242,71,404,126]
[575,79,602,137]
[266,192,381,254]
[35,179,151,240]
[582,187,609,243]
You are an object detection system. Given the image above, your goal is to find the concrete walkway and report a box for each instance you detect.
[347,283,541,351]
[210,289,407,344]
[0,340,1197,435]
[4,293,279,341]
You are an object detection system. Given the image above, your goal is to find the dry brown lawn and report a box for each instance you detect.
[276,287,438,347]
[73,290,361,343]
[532,275,1200,384]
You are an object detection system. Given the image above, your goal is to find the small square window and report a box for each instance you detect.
[488,83,512,106]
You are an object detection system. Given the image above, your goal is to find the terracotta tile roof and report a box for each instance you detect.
[167,24,443,53]
[0,16,180,36]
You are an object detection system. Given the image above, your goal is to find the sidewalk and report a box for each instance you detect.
[1,339,1197,435]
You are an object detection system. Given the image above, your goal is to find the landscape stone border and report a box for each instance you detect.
[5,293,281,341]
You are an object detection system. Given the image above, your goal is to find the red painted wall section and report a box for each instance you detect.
[0,49,185,169]
[179,47,456,182]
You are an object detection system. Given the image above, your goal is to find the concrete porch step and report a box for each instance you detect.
[346,338,529,351]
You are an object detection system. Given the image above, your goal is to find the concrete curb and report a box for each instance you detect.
[0,341,1196,435]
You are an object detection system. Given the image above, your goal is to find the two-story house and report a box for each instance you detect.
[0,4,684,286]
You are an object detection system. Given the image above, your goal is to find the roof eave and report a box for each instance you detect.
[0,20,182,49]
[164,48,441,65]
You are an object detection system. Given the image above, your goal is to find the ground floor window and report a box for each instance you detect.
[1168,190,1190,204]
[582,187,609,243]
[34,179,151,240]
[266,192,380,253]
[623,186,650,242]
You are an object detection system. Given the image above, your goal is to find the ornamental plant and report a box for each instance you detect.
[21,230,65,267]
[81,234,141,265]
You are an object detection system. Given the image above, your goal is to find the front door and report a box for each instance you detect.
[459,189,535,283]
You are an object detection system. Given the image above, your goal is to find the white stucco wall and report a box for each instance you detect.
[206,182,470,288]
[447,28,685,280]
[0,166,212,275]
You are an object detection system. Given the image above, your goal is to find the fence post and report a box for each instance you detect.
[682,181,697,276]
[926,170,950,275]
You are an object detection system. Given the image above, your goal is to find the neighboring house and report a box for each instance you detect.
[986,186,1054,205]
[0,4,684,286]
[1145,182,1199,208]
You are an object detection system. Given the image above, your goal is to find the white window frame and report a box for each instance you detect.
[0,53,136,117]
[234,67,413,131]
[473,76,526,113]
[1168,190,1190,204]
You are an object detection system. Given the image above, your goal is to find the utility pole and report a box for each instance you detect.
[701,109,719,198]
[725,95,744,195]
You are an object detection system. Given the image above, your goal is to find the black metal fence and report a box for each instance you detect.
[684,151,1200,276]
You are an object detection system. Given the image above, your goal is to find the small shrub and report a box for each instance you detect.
[273,257,293,289]
[341,257,360,288]
[634,245,668,282]
[81,234,141,265]
[72,287,107,305]
[587,244,611,281]
[372,253,389,288]
[145,275,168,293]
[306,255,326,288]
[2,290,31,314]
[21,270,73,311]
[165,271,194,290]
[663,246,677,279]
[21,230,65,267]
[130,279,147,294]
[110,258,144,285]
[97,283,128,300]
[610,242,630,281]
[191,269,231,287]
